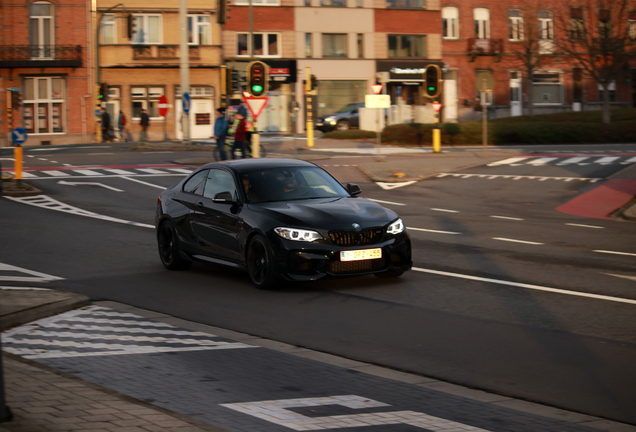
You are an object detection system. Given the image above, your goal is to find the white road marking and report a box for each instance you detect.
[594,250,636,257]
[73,169,104,176]
[0,262,63,283]
[413,267,636,305]
[431,208,459,213]
[604,273,636,282]
[566,223,604,229]
[367,198,406,206]
[621,156,636,164]
[594,156,620,164]
[119,176,167,189]
[557,156,589,165]
[490,215,524,221]
[527,157,558,165]
[0,286,51,291]
[168,168,193,174]
[137,168,169,174]
[30,148,64,151]
[88,153,114,155]
[437,173,601,182]
[104,169,135,175]
[42,170,71,177]
[57,180,124,192]
[78,146,111,149]
[487,157,528,166]
[493,237,543,245]
[408,227,461,235]
[376,181,417,190]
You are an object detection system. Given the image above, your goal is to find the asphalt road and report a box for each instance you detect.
[1,142,635,425]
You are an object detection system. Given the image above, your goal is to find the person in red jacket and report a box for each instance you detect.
[231,112,247,159]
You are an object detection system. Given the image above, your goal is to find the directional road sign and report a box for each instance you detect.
[11,127,28,145]
[95,109,101,118]
[182,92,191,115]
[158,95,169,117]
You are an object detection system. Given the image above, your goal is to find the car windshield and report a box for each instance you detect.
[336,103,359,113]
[240,166,349,203]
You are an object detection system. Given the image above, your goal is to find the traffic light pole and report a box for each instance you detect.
[306,67,314,148]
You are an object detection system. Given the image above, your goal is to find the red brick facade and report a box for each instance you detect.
[1,0,92,146]
[375,10,441,34]
[224,7,295,32]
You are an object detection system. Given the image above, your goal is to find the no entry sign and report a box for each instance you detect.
[158,95,169,117]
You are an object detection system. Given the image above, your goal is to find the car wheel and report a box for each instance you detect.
[157,221,192,270]
[374,269,404,278]
[247,234,279,290]
[336,120,350,131]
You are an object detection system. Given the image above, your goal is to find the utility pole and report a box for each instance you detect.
[179,0,190,144]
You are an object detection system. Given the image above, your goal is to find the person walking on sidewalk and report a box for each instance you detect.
[100,108,113,143]
[139,108,150,143]
[231,112,247,159]
[212,108,229,160]
[118,110,128,142]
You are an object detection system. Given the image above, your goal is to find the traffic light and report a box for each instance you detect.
[310,74,317,91]
[11,91,22,108]
[423,65,442,98]
[231,69,242,94]
[127,14,137,39]
[99,83,109,101]
[247,61,268,97]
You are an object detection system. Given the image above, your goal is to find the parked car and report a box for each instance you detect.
[315,102,365,132]
[155,159,412,290]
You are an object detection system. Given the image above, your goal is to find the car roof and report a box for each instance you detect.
[199,158,317,174]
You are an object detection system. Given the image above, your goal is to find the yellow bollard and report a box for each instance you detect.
[14,146,23,180]
[252,119,260,158]
[433,128,441,153]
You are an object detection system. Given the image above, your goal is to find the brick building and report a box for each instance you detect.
[1,0,90,147]
[441,0,636,122]
[97,0,223,141]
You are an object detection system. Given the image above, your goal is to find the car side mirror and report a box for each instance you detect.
[213,191,234,203]
[346,183,361,196]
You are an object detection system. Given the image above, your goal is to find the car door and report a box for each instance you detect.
[173,169,209,255]
[351,103,362,128]
[188,169,243,263]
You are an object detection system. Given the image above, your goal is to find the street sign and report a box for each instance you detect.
[11,127,27,145]
[244,97,269,120]
[8,88,20,92]
[158,95,169,117]
[94,109,101,118]
[182,92,191,114]
[431,102,443,113]
[371,84,383,95]
[365,94,391,109]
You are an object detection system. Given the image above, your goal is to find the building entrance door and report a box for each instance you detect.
[443,70,458,122]
[175,98,214,139]
[510,73,523,116]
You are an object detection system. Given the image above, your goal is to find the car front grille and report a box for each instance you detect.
[329,228,383,246]
[328,257,386,274]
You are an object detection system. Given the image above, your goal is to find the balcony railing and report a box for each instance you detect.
[467,38,503,62]
[0,45,82,67]
[132,45,201,60]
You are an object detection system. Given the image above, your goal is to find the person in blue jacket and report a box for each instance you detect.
[212,108,229,160]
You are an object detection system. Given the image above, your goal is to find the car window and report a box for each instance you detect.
[203,169,238,200]
[182,170,208,196]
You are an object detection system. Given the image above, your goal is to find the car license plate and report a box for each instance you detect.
[340,248,382,262]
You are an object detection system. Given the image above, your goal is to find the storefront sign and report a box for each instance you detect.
[264,60,297,83]
[377,61,445,82]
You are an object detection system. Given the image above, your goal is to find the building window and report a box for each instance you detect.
[322,34,348,57]
[509,10,524,41]
[188,15,211,45]
[538,10,554,53]
[30,2,54,59]
[316,81,366,117]
[388,35,426,58]
[357,34,364,58]
[532,72,562,104]
[22,77,65,134]
[321,0,346,6]
[233,0,280,4]
[305,33,313,58]
[386,0,424,9]
[131,14,162,44]
[132,86,165,119]
[598,9,611,39]
[442,7,459,39]
[101,14,116,44]
[598,81,616,102]
[570,8,585,40]
[237,33,280,56]
[474,8,490,39]
[176,86,213,97]
[629,18,636,40]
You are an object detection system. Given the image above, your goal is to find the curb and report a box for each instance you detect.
[0,290,90,331]
[0,180,42,198]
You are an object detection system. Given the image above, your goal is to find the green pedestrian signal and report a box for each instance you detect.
[247,61,268,97]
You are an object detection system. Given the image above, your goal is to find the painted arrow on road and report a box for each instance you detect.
[376,181,418,190]
[58,180,123,192]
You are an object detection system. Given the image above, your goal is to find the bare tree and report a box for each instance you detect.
[553,0,636,123]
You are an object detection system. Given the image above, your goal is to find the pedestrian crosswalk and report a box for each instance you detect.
[2,166,193,179]
[488,155,636,167]
[2,305,256,359]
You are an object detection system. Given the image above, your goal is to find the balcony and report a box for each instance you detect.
[0,45,82,68]
[467,38,503,62]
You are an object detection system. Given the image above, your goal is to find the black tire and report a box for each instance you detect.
[336,120,350,131]
[157,221,192,270]
[374,269,404,279]
[246,234,279,290]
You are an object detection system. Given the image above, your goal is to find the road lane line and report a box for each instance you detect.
[367,198,406,206]
[487,157,529,166]
[413,267,636,305]
[490,215,524,221]
[594,250,636,257]
[493,237,543,245]
[407,227,461,235]
[431,208,459,213]
[566,223,604,229]
[119,176,167,189]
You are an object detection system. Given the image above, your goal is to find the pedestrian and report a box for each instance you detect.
[231,112,247,159]
[139,108,150,143]
[100,108,111,143]
[212,108,229,161]
[118,110,127,142]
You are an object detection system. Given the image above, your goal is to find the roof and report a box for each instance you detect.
[201,158,317,173]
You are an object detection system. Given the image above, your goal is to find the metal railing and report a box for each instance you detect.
[0,45,82,61]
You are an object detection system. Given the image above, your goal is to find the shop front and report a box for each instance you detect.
[376,61,444,106]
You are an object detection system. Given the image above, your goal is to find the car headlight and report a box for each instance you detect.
[386,218,405,235]
[275,227,323,242]
[325,116,336,125]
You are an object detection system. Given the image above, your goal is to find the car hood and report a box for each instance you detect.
[251,197,397,231]
[320,112,352,120]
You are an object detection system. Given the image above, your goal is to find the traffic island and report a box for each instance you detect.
[0,175,41,198]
